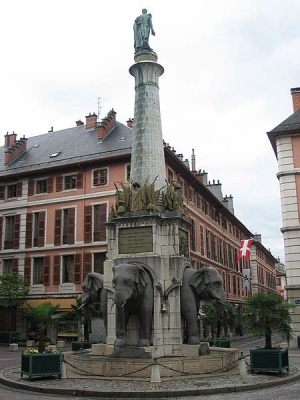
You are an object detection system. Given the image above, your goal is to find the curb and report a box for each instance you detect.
[1,369,300,398]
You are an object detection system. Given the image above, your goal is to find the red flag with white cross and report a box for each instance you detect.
[237,239,253,262]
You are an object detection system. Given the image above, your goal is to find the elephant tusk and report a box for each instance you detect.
[121,301,127,309]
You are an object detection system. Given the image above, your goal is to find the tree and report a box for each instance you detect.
[244,292,293,349]
[23,302,60,353]
[0,273,28,331]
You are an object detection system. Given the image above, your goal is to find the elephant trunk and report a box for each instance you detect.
[115,287,133,307]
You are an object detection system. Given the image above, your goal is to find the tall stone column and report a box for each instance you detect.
[129,53,166,191]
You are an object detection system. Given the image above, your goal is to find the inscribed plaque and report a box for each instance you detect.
[119,226,153,254]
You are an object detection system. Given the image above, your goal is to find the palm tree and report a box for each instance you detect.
[244,292,293,349]
[23,302,60,353]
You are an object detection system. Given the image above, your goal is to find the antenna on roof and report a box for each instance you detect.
[97,97,102,122]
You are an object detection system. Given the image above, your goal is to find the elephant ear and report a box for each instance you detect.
[133,265,147,295]
[82,272,104,294]
[189,267,211,295]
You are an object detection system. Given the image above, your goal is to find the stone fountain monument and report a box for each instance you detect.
[65,10,239,379]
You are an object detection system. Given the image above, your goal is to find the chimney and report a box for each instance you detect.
[4,132,17,148]
[126,118,134,128]
[4,135,28,165]
[291,87,300,112]
[85,112,98,130]
[197,169,208,185]
[207,179,223,201]
[97,109,117,141]
[76,120,84,126]
[253,233,261,243]
[191,149,196,171]
[183,158,190,169]
[222,194,234,214]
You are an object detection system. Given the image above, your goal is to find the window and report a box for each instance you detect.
[4,215,15,249]
[3,259,13,274]
[36,179,47,194]
[93,204,107,242]
[93,168,108,186]
[7,184,17,198]
[94,253,106,274]
[64,175,77,190]
[32,257,44,285]
[62,255,75,283]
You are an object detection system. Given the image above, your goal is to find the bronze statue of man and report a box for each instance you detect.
[133,9,155,53]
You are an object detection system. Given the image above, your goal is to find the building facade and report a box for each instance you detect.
[0,110,277,336]
[268,87,300,346]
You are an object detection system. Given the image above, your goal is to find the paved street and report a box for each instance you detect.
[0,334,299,400]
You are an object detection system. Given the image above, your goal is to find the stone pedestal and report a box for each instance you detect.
[105,211,190,357]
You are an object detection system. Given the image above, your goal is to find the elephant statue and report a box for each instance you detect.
[181,266,226,345]
[113,263,153,348]
[81,272,107,338]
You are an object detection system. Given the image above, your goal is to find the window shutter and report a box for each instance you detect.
[37,211,45,247]
[28,179,35,196]
[99,203,107,242]
[84,205,92,243]
[56,175,63,192]
[0,216,2,251]
[83,253,92,280]
[47,176,53,193]
[67,208,75,244]
[0,186,5,200]
[76,172,83,189]
[74,254,81,284]
[16,182,23,197]
[13,214,20,249]
[43,256,50,286]
[24,257,31,286]
[25,213,33,248]
[53,255,60,285]
[12,258,18,273]
[54,210,62,246]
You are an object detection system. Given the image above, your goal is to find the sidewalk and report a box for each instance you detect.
[0,344,299,398]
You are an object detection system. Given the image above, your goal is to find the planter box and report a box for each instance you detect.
[250,348,289,374]
[72,341,92,351]
[21,353,62,379]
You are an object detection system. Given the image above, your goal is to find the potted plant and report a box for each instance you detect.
[23,302,60,353]
[244,292,293,373]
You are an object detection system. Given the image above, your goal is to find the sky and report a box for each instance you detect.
[1,0,300,261]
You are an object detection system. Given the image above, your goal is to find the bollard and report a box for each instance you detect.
[239,358,248,383]
[56,340,65,349]
[150,362,161,383]
[9,343,18,352]
[62,360,67,378]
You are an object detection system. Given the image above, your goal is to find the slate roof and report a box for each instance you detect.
[0,122,132,178]
[267,109,300,157]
